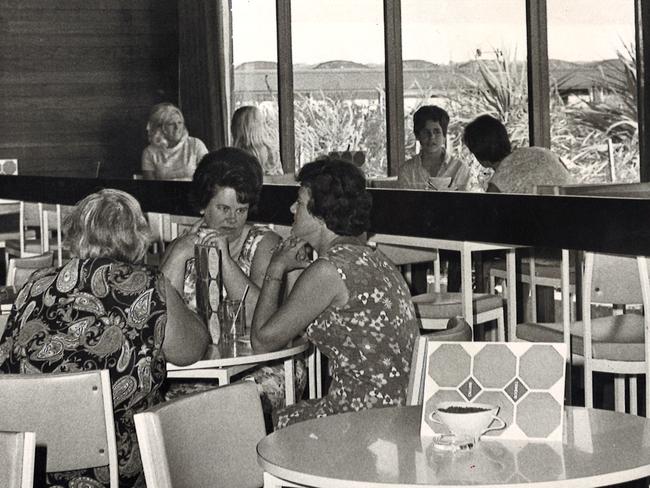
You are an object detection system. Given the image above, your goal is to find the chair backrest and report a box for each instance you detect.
[406,317,472,406]
[0,431,35,488]
[134,382,265,488]
[42,204,73,266]
[0,370,118,487]
[19,202,45,255]
[6,252,55,288]
[586,252,646,305]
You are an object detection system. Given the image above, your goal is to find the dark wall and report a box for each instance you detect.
[0,0,178,178]
[2,175,650,256]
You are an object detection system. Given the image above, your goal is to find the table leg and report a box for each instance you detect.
[460,245,474,338]
[284,357,296,406]
[506,249,517,342]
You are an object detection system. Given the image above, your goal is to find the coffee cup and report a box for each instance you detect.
[429,401,506,443]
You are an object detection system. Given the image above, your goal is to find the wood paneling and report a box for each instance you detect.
[0,0,178,178]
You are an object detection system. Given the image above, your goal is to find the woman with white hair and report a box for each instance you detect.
[142,102,209,180]
[0,189,209,488]
[231,105,283,176]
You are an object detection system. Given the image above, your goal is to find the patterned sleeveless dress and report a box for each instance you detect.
[0,257,167,488]
[167,225,306,412]
[275,242,419,429]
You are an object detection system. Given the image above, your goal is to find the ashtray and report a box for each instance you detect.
[430,434,474,452]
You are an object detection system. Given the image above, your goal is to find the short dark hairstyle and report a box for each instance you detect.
[463,114,512,164]
[296,159,372,236]
[413,105,450,137]
[190,147,263,212]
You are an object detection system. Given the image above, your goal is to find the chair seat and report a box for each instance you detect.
[412,292,504,319]
[487,258,576,283]
[516,313,645,361]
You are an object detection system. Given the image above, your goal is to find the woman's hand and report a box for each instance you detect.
[270,235,312,273]
[196,227,230,255]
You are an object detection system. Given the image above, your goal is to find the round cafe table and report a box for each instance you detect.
[167,338,311,406]
[257,405,650,487]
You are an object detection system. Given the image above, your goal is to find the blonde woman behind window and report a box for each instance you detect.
[231,105,284,176]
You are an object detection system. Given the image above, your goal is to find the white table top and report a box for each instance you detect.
[167,337,309,372]
[257,406,650,487]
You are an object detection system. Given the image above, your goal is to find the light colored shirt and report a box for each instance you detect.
[398,152,471,190]
[141,134,208,181]
[489,147,573,194]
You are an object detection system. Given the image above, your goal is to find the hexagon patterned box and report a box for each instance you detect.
[420,342,567,442]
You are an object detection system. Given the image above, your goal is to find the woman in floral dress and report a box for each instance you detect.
[252,159,419,428]
[161,147,305,411]
[0,189,209,488]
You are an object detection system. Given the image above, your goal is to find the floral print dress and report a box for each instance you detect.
[167,225,306,412]
[0,257,167,488]
[275,242,419,429]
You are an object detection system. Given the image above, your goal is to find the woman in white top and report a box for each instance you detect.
[141,102,209,180]
[398,105,470,190]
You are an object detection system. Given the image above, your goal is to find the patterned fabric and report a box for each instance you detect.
[0,258,167,488]
[489,147,573,194]
[168,224,306,412]
[275,243,419,429]
[141,134,208,181]
[182,224,272,309]
[398,151,471,190]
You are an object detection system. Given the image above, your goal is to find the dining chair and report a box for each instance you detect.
[134,382,265,488]
[406,317,472,406]
[41,204,73,266]
[0,430,35,488]
[411,291,505,341]
[4,202,46,265]
[6,252,55,289]
[0,370,118,488]
[581,252,650,415]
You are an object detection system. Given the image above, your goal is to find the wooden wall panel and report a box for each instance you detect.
[0,0,178,177]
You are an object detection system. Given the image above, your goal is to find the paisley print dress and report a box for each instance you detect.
[0,257,167,488]
[168,225,306,412]
[275,243,419,429]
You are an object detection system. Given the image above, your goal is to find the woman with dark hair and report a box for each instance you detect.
[463,114,572,193]
[161,147,304,411]
[399,105,470,190]
[0,189,209,488]
[252,159,419,428]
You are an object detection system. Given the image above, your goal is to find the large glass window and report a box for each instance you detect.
[231,0,280,174]
[401,0,528,190]
[548,0,638,183]
[291,0,387,176]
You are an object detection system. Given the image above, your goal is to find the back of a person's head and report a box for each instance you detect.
[463,114,512,163]
[64,189,151,263]
[413,105,450,137]
[191,147,263,211]
[296,158,372,236]
[230,106,271,163]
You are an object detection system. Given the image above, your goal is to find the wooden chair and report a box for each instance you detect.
[0,431,35,488]
[135,382,265,488]
[0,370,118,487]
[406,318,472,405]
